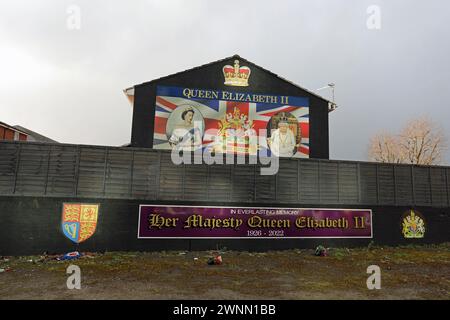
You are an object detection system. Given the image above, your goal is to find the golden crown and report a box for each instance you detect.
[278,115,289,123]
[223,60,251,87]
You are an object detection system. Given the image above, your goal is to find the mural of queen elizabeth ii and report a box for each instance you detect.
[267,113,300,157]
[167,105,204,151]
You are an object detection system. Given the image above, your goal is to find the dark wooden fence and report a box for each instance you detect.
[1,141,449,207]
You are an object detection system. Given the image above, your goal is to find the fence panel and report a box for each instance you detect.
[158,152,184,201]
[338,162,359,204]
[76,147,107,197]
[105,149,133,198]
[46,145,78,196]
[377,164,395,205]
[232,164,255,203]
[394,166,413,205]
[255,165,276,203]
[0,143,19,194]
[184,164,208,201]
[319,161,339,204]
[131,151,159,199]
[15,144,50,195]
[298,160,320,203]
[276,159,298,203]
[207,164,232,201]
[0,142,449,208]
[413,166,432,206]
[359,163,378,204]
[430,167,448,207]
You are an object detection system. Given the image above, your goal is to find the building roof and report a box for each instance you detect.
[123,54,337,112]
[13,125,58,143]
[0,121,28,135]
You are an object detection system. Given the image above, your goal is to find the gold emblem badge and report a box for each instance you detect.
[402,210,425,239]
[223,60,251,86]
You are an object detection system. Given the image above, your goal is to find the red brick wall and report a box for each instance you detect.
[3,128,14,140]
[0,126,27,141]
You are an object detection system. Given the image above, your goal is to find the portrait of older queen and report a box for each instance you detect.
[168,106,203,151]
[267,117,298,157]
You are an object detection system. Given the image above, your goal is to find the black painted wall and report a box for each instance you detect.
[1,141,449,255]
[130,55,330,159]
[1,196,449,256]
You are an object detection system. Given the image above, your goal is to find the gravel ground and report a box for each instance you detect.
[0,243,449,300]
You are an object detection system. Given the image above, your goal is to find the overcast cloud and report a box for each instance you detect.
[0,0,449,163]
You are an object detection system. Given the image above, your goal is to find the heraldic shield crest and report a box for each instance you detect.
[402,209,425,239]
[61,203,99,243]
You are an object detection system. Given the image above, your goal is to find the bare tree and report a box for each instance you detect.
[368,132,404,163]
[368,116,447,165]
[398,117,447,165]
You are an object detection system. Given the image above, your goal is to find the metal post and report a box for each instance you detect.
[44,146,52,195]
[74,145,81,197]
[206,159,210,201]
[12,143,22,195]
[411,166,416,206]
[445,168,450,207]
[392,165,397,206]
[357,162,361,204]
[182,155,186,201]
[375,164,379,205]
[428,167,433,206]
[318,161,321,203]
[337,162,340,204]
[230,163,234,202]
[274,161,278,202]
[156,151,162,200]
[129,150,135,199]
[102,148,109,197]
[253,163,257,202]
[297,160,301,203]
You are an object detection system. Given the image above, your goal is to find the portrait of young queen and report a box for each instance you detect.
[168,106,203,151]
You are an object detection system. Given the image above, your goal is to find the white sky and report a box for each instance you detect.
[0,0,449,163]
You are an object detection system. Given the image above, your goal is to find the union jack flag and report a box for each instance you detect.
[153,86,309,158]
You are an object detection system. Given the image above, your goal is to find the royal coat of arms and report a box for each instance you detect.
[402,210,425,239]
[214,106,257,155]
[61,203,99,243]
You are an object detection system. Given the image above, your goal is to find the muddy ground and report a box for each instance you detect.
[0,244,449,300]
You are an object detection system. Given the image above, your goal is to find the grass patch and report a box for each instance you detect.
[1,243,449,299]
